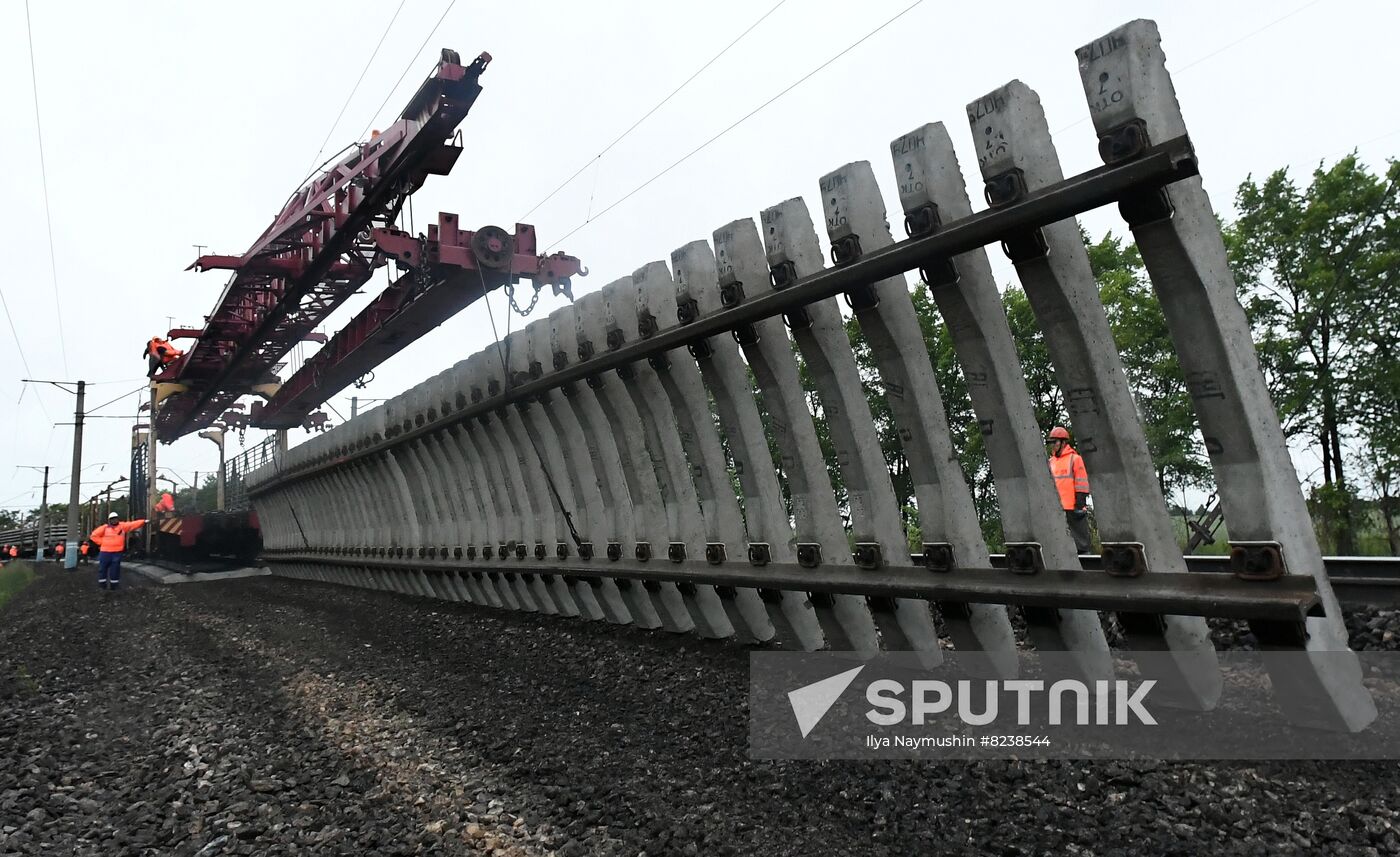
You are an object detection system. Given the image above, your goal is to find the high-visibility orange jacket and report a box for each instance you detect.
[1049,445,1090,511]
[7,546,17,557]
[80,543,89,555]
[156,492,175,513]
[89,520,146,553]
[55,543,64,554]
[147,338,182,364]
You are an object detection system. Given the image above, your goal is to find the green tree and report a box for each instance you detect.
[1089,231,1212,496]
[844,284,1007,548]
[1362,443,1400,555]
[29,503,68,528]
[916,283,1008,548]
[171,474,220,514]
[1228,154,1400,552]
[845,314,907,528]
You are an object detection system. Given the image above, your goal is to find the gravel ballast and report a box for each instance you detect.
[2,565,1399,856]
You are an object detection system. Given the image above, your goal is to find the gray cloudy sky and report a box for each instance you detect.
[1,0,1396,516]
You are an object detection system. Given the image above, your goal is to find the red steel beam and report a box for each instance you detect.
[252,213,583,429]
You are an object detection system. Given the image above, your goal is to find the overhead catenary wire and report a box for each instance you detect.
[0,289,35,379]
[65,378,146,386]
[545,0,927,252]
[1174,0,1322,73]
[12,379,52,423]
[301,0,409,182]
[355,0,461,142]
[21,0,68,378]
[0,486,43,507]
[517,0,791,222]
[87,384,148,416]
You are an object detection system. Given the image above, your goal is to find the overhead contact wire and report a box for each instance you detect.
[23,0,69,378]
[546,0,926,251]
[355,0,461,142]
[517,0,790,222]
[302,0,409,181]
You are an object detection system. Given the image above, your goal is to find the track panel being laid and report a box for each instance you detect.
[246,18,1374,731]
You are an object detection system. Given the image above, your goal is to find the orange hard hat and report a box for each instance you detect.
[1048,426,1071,441]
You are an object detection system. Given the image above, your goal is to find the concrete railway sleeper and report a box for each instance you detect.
[247,19,1376,731]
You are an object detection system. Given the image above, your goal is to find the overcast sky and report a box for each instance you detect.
[1,0,1396,517]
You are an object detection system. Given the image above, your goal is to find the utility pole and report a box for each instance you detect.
[17,465,51,560]
[19,379,90,567]
[96,476,125,522]
[37,465,49,562]
[64,380,85,569]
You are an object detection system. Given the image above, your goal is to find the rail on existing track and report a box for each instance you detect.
[126,559,271,585]
[997,553,1400,609]
[242,20,1382,732]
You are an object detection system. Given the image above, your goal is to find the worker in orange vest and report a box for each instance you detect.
[6,545,17,560]
[54,541,65,563]
[1047,425,1093,554]
[89,512,147,590]
[144,336,183,377]
[155,491,175,515]
[80,541,90,563]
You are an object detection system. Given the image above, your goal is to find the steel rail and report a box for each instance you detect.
[1099,554,1400,607]
[261,549,1319,622]
[251,135,1200,494]
[985,552,1400,578]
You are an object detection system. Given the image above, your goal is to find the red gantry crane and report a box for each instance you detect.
[154,49,582,439]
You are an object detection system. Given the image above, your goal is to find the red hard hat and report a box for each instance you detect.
[1048,426,1071,441]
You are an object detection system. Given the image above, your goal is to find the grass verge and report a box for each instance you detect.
[0,561,37,612]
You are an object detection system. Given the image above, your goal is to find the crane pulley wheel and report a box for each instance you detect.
[471,225,514,271]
